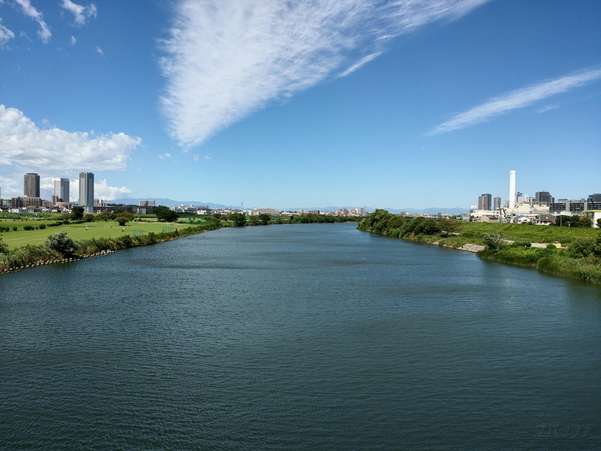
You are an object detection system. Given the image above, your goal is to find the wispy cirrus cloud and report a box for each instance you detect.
[160,0,490,148]
[429,66,601,135]
[0,19,14,46]
[535,104,559,114]
[60,0,97,26]
[339,52,383,78]
[14,0,51,43]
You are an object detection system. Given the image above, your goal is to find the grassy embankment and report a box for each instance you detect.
[358,210,601,284]
[0,216,220,273]
[0,219,192,249]
[0,212,355,273]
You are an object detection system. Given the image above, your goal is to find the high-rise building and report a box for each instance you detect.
[478,193,492,211]
[493,197,501,210]
[24,173,40,197]
[54,178,70,203]
[509,170,516,209]
[588,193,601,203]
[535,191,553,205]
[79,172,94,213]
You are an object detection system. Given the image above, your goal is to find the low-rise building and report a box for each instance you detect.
[536,214,556,225]
[584,210,601,228]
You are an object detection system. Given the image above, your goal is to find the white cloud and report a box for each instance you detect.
[193,153,199,161]
[535,104,559,114]
[0,19,14,46]
[158,153,171,160]
[20,30,33,42]
[339,52,382,77]
[96,46,103,55]
[160,0,490,148]
[14,0,51,43]
[429,66,601,135]
[0,104,141,173]
[60,0,97,26]
[204,155,211,160]
[94,179,131,200]
[71,35,76,45]
[0,175,20,197]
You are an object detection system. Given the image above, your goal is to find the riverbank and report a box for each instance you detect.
[357,210,601,285]
[0,213,358,274]
[0,223,221,274]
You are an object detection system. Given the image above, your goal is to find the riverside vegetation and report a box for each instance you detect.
[0,211,355,273]
[358,210,601,284]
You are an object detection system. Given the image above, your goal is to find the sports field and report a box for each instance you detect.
[0,219,192,249]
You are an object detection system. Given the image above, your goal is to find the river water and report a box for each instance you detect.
[1,223,599,450]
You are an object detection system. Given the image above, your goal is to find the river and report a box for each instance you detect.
[1,223,599,450]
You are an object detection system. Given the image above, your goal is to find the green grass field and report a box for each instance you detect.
[0,220,191,249]
[458,222,600,244]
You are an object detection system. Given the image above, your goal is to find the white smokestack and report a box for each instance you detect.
[509,170,516,209]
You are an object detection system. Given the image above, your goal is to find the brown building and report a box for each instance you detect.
[24,173,40,198]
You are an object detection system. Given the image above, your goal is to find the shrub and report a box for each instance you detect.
[46,231,78,257]
[39,224,46,229]
[116,235,134,248]
[568,238,595,258]
[12,227,17,231]
[0,237,8,254]
[482,233,505,253]
[23,225,34,231]
[115,216,129,226]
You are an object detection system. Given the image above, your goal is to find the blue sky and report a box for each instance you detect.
[0,0,599,209]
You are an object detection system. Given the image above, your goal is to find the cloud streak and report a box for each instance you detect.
[429,66,601,135]
[160,0,490,148]
[14,0,51,43]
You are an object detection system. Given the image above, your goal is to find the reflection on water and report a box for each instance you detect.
[1,223,599,450]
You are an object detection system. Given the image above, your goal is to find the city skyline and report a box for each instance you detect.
[0,1,599,208]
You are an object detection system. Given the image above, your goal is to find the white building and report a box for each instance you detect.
[585,210,601,228]
[54,178,70,203]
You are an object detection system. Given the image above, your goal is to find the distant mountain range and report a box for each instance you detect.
[110,198,469,215]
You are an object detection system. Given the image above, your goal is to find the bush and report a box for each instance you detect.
[23,225,34,231]
[39,224,46,230]
[482,233,505,253]
[115,216,129,226]
[568,238,595,258]
[0,237,8,254]
[12,227,17,231]
[46,231,78,257]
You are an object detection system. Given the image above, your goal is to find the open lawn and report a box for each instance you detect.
[458,222,600,245]
[0,220,190,249]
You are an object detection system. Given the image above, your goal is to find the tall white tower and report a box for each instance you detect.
[509,170,516,209]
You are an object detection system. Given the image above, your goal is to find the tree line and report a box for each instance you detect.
[357,209,461,238]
